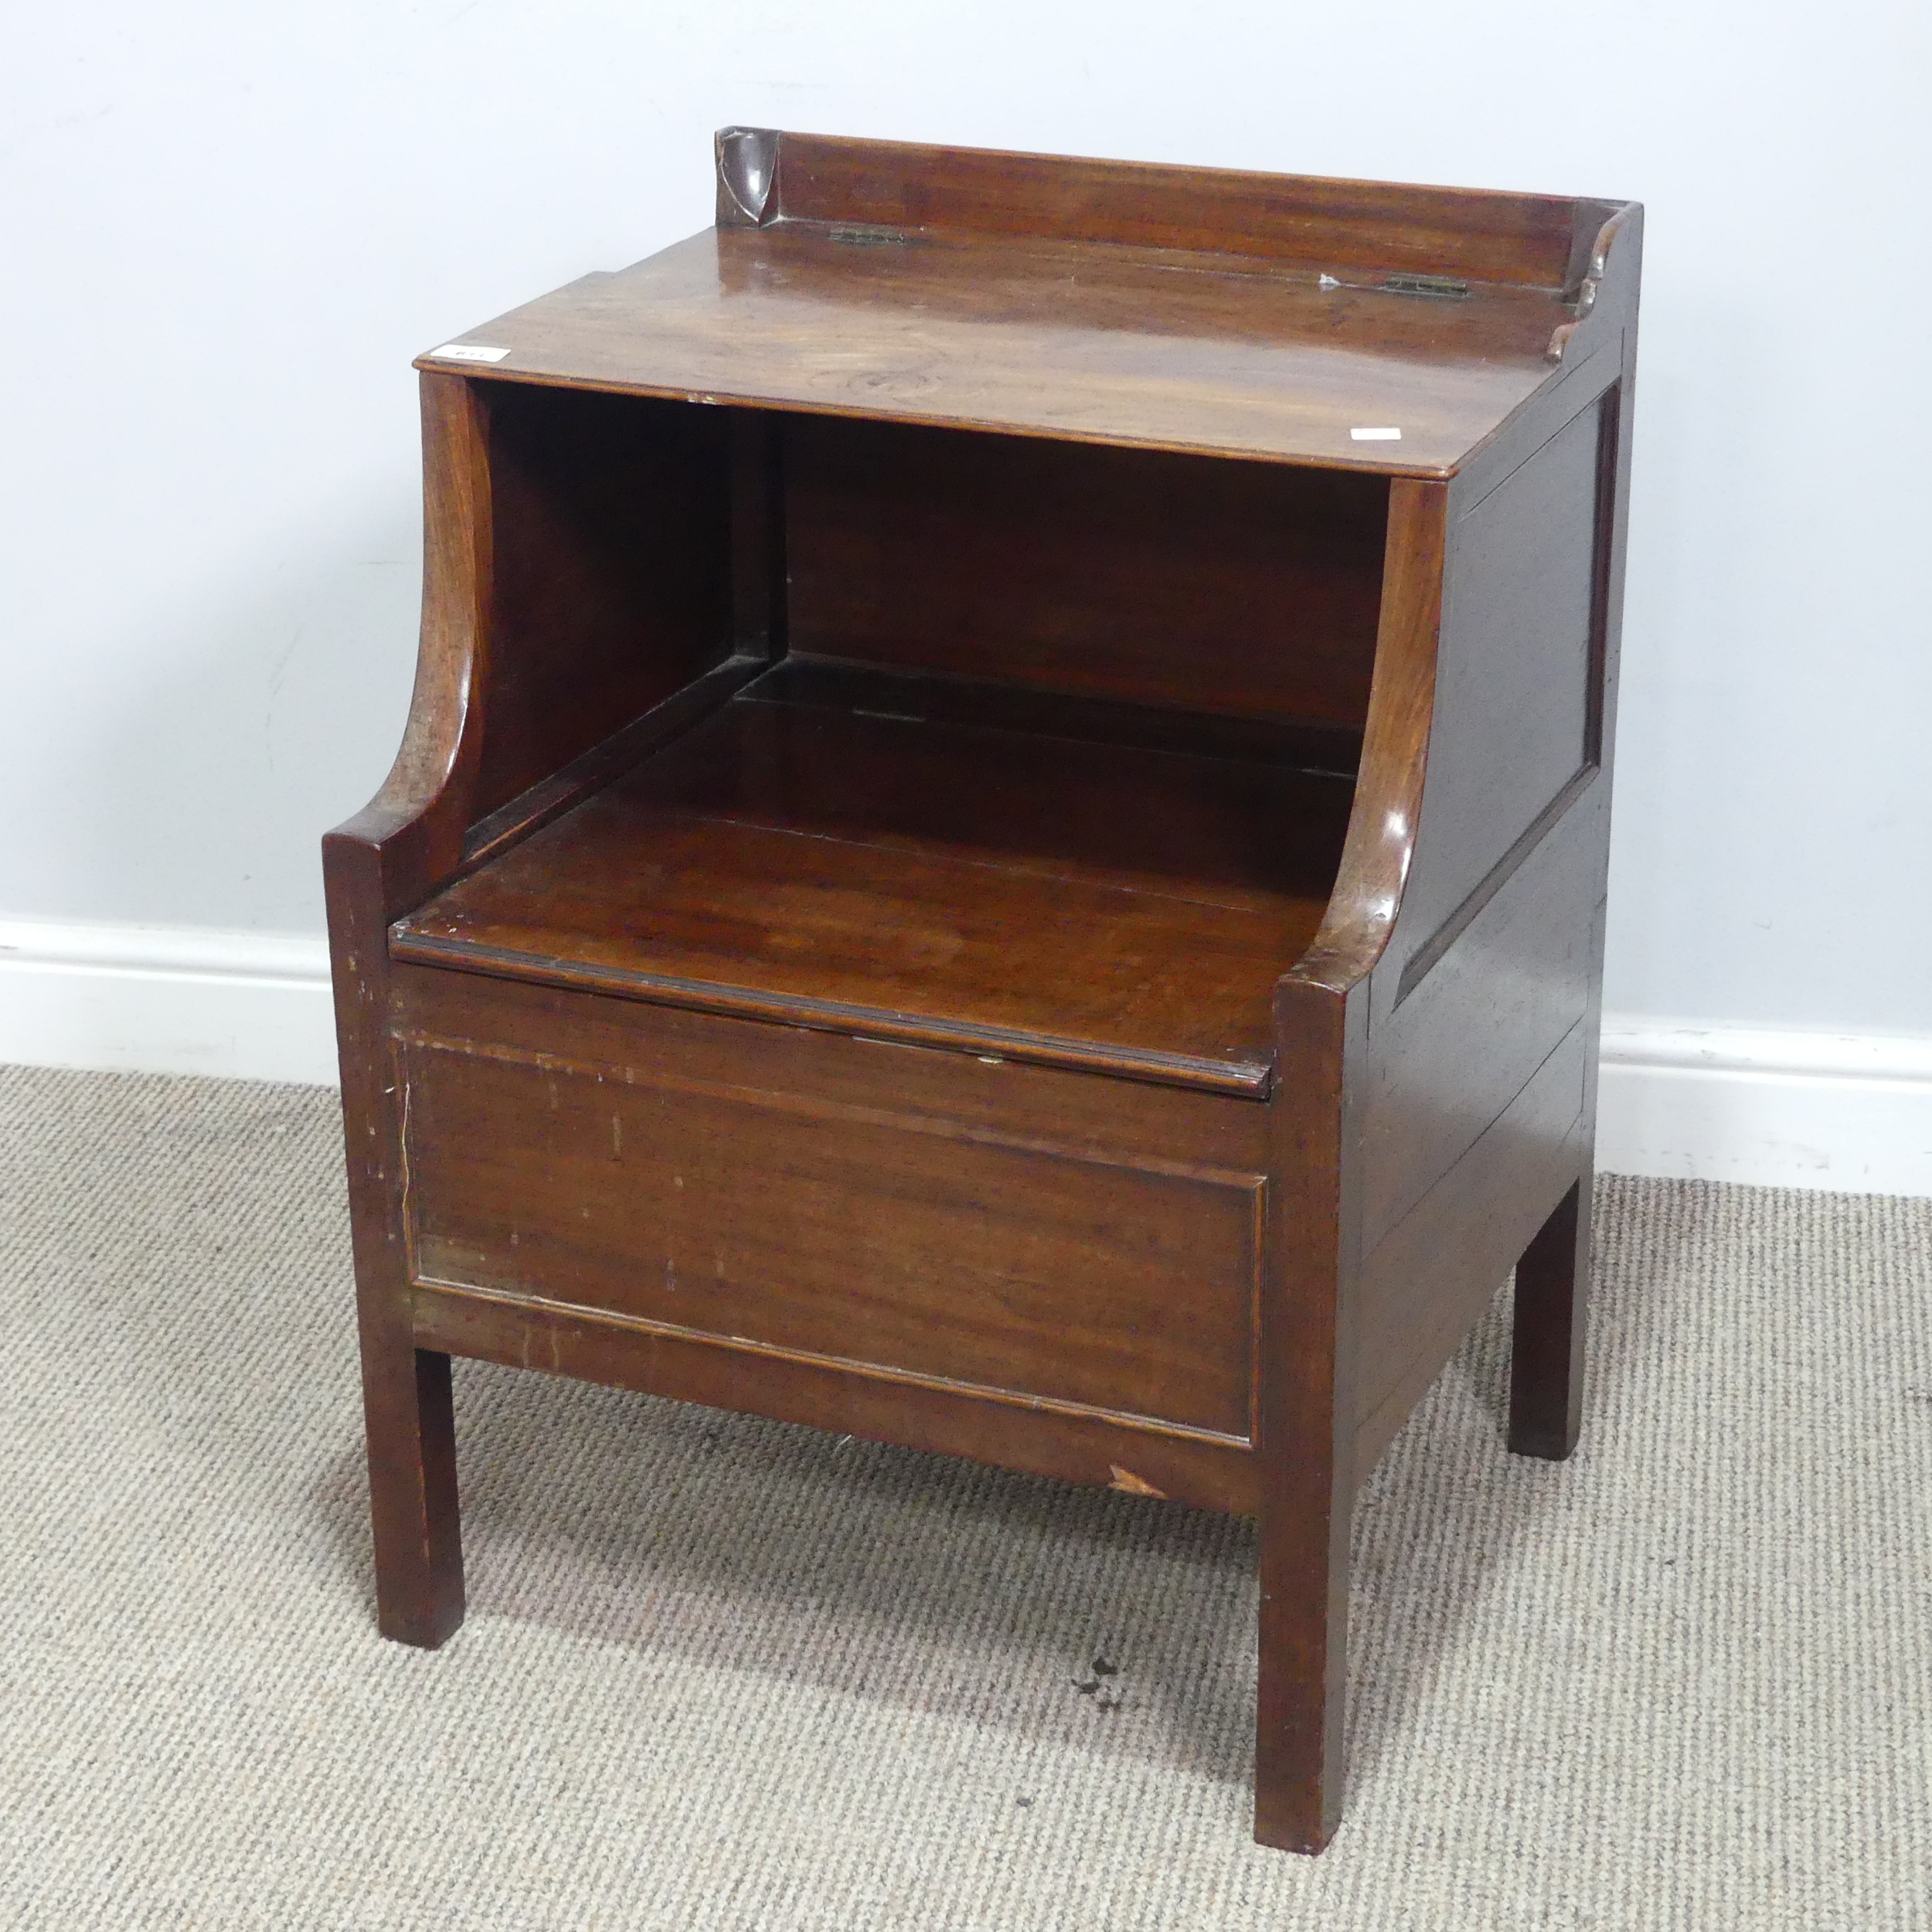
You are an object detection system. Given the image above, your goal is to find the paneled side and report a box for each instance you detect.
[785,417,1389,729]
[474,386,733,817]
[1359,784,1605,1245]
[1351,1021,1590,1479]
[1388,393,1610,989]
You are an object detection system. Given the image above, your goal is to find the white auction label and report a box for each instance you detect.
[427,343,511,363]
[1350,426,1402,441]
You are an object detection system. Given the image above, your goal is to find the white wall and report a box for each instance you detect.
[5,1,1930,1189]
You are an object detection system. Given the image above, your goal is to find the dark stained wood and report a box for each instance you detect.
[411,1279,1258,1517]
[387,962,1271,1177]
[349,370,493,894]
[399,1028,1261,1439]
[784,417,1389,727]
[321,372,488,1651]
[1352,1026,1592,1478]
[473,383,733,818]
[1549,205,1639,361]
[1250,473,1448,1854]
[729,406,785,658]
[1289,479,1447,995]
[1383,394,1613,977]
[457,653,768,875]
[422,224,1577,477]
[1450,332,1620,508]
[1360,783,1606,1245]
[743,656,1364,775]
[762,130,1583,287]
[393,687,1352,1096]
[1510,1177,1591,1459]
[327,132,1642,1858]
[1256,972,1364,1853]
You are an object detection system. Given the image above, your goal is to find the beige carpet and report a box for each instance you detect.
[1,1064,1927,1930]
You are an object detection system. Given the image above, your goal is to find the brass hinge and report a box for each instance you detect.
[828,224,917,248]
[1377,272,1471,300]
[1320,269,1471,301]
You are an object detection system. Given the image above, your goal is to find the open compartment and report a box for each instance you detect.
[394,391,1393,1096]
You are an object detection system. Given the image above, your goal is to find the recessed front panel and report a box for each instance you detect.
[396,1014,1263,1442]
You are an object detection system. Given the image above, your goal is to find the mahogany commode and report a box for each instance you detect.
[324,128,1641,1852]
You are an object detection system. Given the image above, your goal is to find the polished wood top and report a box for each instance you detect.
[425,226,1573,477]
[418,132,1631,476]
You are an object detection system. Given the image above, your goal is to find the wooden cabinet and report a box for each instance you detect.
[324,129,1641,1852]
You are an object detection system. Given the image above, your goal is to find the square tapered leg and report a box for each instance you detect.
[1509,1175,1591,1461]
[361,1336,465,1648]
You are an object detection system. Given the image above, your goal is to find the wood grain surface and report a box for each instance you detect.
[759,130,1586,286]
[325,131,1643,1860]
[784,417,1389,726]
[423,225,1577,475]
[400,1027,1262,1439]
[394,681,1352,1094]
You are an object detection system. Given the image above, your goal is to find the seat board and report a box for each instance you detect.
[394,691,1351,1093]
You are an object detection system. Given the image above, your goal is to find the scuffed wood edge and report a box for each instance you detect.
[1279,480,1447,998]
[1548,203,1638,362]
[325,371,492,917]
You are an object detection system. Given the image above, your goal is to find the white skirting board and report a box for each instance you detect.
[0,920,340,1089]
[1595,1020,1932,1199]
[2,919,1930,1197]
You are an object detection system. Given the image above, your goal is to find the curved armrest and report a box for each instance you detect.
[323,372,490,917]
[325,369,754,924]
[1279,479,1447,1002]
